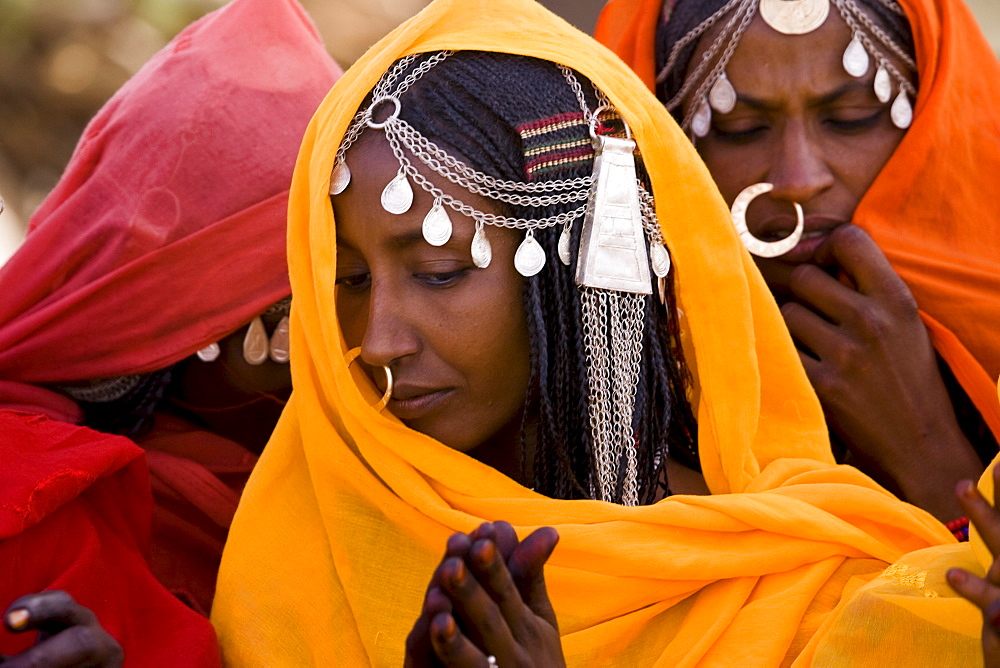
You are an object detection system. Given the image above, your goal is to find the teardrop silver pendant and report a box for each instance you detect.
[650,243,671,278]
[422,199,453,246]
[691,97,712,138]
[708,72,737,114]
[329,160,351,195]
[381,168,413,215]
[471,223,492,268]
[843,35,870,78]
[890,89,913,129]
[874,65,892,103]
[243,316,269,365]
[557,224,573,266]
[269,316,291,363]
[196,342,220,362]
[514,232,546,277]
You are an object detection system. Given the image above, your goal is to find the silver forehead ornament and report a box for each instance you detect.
[759,0,830,35]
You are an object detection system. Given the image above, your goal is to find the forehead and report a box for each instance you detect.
[694,10,855,94]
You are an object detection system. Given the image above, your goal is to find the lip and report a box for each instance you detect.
[386,384,454,420]
[753,214,846,264]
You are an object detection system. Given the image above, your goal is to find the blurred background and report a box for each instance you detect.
[0,0,997,265]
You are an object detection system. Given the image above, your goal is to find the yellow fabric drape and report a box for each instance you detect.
[212,0,957,664]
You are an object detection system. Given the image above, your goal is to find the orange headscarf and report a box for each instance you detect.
[212,0,958,664]
[595,0,1000,439]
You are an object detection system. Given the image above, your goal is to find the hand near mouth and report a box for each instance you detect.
[777,224,983,521]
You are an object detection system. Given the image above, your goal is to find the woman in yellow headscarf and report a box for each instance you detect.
[210,0,986,664]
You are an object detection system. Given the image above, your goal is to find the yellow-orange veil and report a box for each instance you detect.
[212,0,957,664]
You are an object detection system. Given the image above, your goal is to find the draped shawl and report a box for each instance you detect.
[212,0,955,664]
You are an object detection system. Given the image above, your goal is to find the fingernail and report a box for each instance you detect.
[6,609,29,630]
[947,568,967,585]
[958,480,976,499]
[449,560,466,588]
[443,614,457,641]
[474,540,496,566]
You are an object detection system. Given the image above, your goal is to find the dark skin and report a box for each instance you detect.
[334,135,706,664]
[167,310,292,454]
[683,11,983,521]
[948,467,1000,667]
[1,591,122,667]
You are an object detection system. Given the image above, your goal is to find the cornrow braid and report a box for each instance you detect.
[396,51,698,502]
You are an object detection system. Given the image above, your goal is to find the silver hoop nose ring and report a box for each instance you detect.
[729,182,804,258]
[344,347,393,412]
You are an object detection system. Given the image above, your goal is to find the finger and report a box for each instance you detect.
[440,556,517,658]
[508,527,560,628]
[957,480,1000,565]
[780,301,843,361]
[406,587,453,665]
[947,568,1000,612]
[786,262,861,326]
[429,612,488,668]
[491,522,520,562]
[813,225,908,300]
[425,534,473,596]
[468,538,537,641]
[4,591,94,635]
[3,625,123,668]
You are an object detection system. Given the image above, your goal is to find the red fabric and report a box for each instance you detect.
[0,410,220,666]
[0,0,341,659]
[135,415,258,616]
[595,0,1000,441]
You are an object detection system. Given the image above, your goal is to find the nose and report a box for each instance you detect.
[766,121,834,205]
[358,277,421,371]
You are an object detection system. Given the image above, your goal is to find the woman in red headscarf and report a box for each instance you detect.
[0,0,340,662]
[596,0,1000,527]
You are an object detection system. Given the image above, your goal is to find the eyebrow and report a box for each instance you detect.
[336,230,469,253]
[735,81,875,111]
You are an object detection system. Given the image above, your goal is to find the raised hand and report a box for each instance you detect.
[405,521,564,667]
[947,465,1000,667]
[777,224,982,520]
[1,591,123,667]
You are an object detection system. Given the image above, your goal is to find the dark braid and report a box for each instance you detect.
[655,0,917,120]
[398,51,698,503]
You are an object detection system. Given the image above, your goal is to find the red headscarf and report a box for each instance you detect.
[0,0,340,422]
[595,0,1000,439]
[0,0,340,657]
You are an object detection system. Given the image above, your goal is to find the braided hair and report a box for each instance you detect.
[395,51,698,503]
[655,0,917,121]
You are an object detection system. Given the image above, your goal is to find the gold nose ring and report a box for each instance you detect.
[729,182,804,258]
[344,347,393,412]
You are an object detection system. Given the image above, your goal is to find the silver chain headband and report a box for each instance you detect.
[659,0,918,136]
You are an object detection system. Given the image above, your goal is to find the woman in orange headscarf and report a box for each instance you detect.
[210,0,993,664]
[596,0,1000,527]
[0,0,339,661]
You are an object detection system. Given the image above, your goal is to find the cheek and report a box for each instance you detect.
[336,291,367,347]
[697,142,758,204]
[455,274,531,408]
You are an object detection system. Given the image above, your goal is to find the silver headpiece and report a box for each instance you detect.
[660,0,918,136]
[329,52,673,505]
